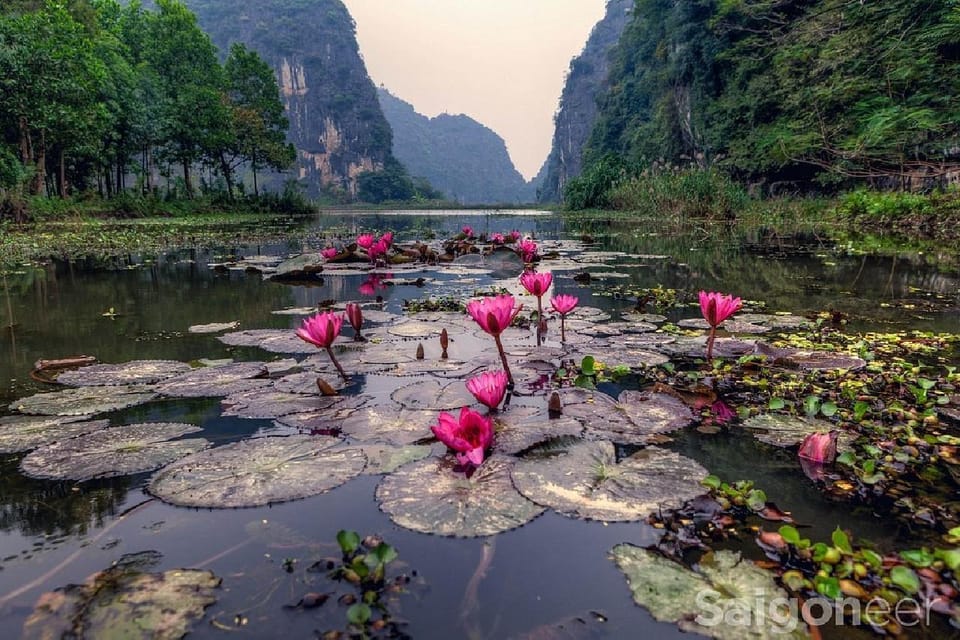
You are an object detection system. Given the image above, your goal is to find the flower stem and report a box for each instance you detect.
[326,346,349,381]
[493,335,514,388]
[706,326,717,362]
[560,315,567,343]
[536,297,543,346]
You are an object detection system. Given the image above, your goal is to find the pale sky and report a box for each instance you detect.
[340,0,608,180]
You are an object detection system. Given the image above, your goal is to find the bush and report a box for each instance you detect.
[836,189,933,221]
[605,165,750,219]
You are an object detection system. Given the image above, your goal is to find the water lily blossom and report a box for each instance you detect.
[432,407,494,467]
[345,303,363,341]
[462,225,474,238]
[296,311,348,380]
[517,239,538,263]
[521,271,553,345]
[380,231,393,248]
[465,294,522,386]
[356,234,375,250]
[698,290,743,361]
[321,247,338,260]
[490,232,505,244]
[550,294,578,342]
[798,431,838,464]
[466,370,508,411]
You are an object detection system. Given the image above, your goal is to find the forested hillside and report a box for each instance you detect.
[574,0,960,203]
[378,88,534,205]
[0,0,294,209]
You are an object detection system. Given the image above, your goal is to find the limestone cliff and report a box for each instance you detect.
[538,0,632,203]
[184,0,392,196]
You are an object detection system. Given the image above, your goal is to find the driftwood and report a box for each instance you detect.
[30,355,97,384]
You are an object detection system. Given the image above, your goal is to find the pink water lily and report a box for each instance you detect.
[550,294,578,342]
[710,400,736,425]
[345,302,363,340]
[517,239,538,263]
[466,370,508,411]
[296,311,348,380]
[356,234,375,249]
[509,230,521,242]
[466,294,522,386]
[368,238,390,263]
[521,271,553,345]
[462,225,474,238]
[798,431,838,463]
[432,407,494,467]
[490,232,505,244]
[321,247,338,260]
[380,231,393,248]
[698,290,743,361]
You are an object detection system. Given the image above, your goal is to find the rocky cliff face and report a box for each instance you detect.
[538,0,632,203]
[377,88,534,205]
[185,0,392,196]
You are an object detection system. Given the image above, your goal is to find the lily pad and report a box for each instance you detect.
[272,395,372,431]
[775,350,867,372]
[390,379,475,411]
[376,455,545,537]
[20,423,209,481]
[343,443,433,474]
[0,416,109,454]
[218,329,316,354]
[610,546,808,638]
[511,441,707,521]
[55,360,191,387]
[221,389,338,419]
[155,362,271,398]
[10,385,159,416]
[615,391,695,439]
[657,336,756,359]
[149,435,366,508]
[188,321,240,334]
[340,407,437,445]
[22,555,219,640]
[743,414,852,452]
[273,371,349,395]
[387,321,445,339]
[492,408,585,455]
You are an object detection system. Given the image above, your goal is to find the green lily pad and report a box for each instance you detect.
[342,443,433,474]
[511,441,707,521]
[155,362,271,398]
[218,329,316,354]
[272,395,372,431]
[56,360,192,386]
[387,321,444,338]
[0,416,109,454]
[188,321,239,334]
[492,407,585,455]
[273,371,349,395]
[10,385,159,416]
[339,407,437,445]
[657,336,757,359]
[221,390,338,419]
[376,455,545,537]
[737,313,810,330]
[20,423,209,481]
[743,414,852,452]
[610,546,808,639]
[149,435,366,508]
[390,379,475,411]
[775,350,867,372]
[22,554,219,640]
[615,391,694,439]
[557,389,692,445]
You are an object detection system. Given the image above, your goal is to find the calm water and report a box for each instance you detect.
[0,210,958,639]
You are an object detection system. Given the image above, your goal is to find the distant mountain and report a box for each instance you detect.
[184,0,393,197]
[538,0,632,203]
[377,88,535,205]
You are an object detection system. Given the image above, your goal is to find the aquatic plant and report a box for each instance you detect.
[521,270,552,344]
[321,247,338,260]
[465,370,508,411]
[345,303,363,341]
[462,225,474,238]
[431,407,494,467]
[798,430,838,463]
[698,290,742,360]
[356,234,375,250]
[490,232,505,244]
[550,294,578,342]
[296,311,348,380]
[465,294,522,387]
[517,239,538,263]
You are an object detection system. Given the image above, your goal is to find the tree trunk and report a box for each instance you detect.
[32,130,46,195]
[182,160,192,198]
[253,162,259,197]
[58,148,67,198]
[219,153,234,199]
[18,117,32,164]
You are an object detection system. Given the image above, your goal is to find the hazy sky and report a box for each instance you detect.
[340,0,608,180]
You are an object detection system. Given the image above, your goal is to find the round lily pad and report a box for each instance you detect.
[614,391,694,439]
[188,321,239,334]
[387,321,444,339]
[221,389,338,419]
[743,414,853,452]
[511,441,708,521]
[218,329,316,354]
[775,350,867,371]
[737,313,810,329]
[0,416,109,454]
[273,371,349,395]
[273,395,372,431]
[610,546,808,639]
[10,385,159,416]
[56,360,191,386]
[390,379,475,411]
[155,362,271,398]
[340,407,437,445]
[376,455,545,537]
[657,336,756,359]
[22,555,219,640]
[343,444,433,474]
[149,435,366,508]
[492,408,584,455]
[20,423,208,481]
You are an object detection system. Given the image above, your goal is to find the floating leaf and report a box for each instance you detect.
[188,321,239,334]
[775,350,867,372]
[390,379,474,411]
[339,407,437,445]
[742,414,853,452]
[511,441,707,521]
[376,455,544,537]
[615,391,694,439]
[0,416,109,453]
[221,389,338,419]
[56,360,192,386]
[22,555,219,640]
[273,371,348,395]
[218,329,315,354]
[341,444,432,475]
[272,395,372,431]
[493,408,585,455]
[610,546,808,639]
[155,362,271,398]
[149,435,366,508]
[20,423,208,482]
[889,565,920,594]
[10,385,159,416]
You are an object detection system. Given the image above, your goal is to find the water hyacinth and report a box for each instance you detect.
[550,294,578,342]
[345,303,363,341]
[296,311,348,380]
[465,294,522,387]
[465,370,508,411]
[698,290,743,361]
[431,407,494,467]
